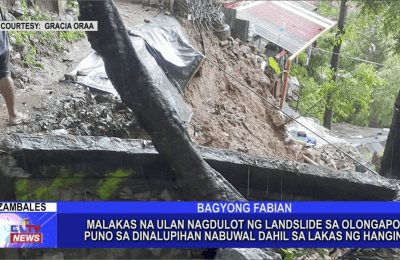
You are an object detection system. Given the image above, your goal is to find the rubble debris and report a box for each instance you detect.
[15,42,28,58]
[372,151,382,173]
[10,65,22,79]
[10,1,25,17]
[64,73,77,82]
[183,21,297,161]
[76,69,88,76]
[316,143,363,171]
[78,0,245,201]
[291,129,317,146]
[27,8,36,17]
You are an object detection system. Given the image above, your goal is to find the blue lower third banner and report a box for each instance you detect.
[3,202,400,248]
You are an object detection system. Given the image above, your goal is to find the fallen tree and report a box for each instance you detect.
[381,89,400,178]
[77,0,245,201]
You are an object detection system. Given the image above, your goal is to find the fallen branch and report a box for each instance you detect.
[78,0,245,201]
[302,155,318,166]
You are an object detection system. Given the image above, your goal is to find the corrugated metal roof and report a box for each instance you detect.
[225,1,335,54]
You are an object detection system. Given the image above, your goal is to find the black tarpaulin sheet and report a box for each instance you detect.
[71,15,201,123]
[128,15,204,93]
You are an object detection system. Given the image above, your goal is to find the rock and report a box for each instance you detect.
[10,65,22,79]
[65,8,78,16]
[30,36,39,45]
[219,40,229,47]
[15,42,28,58]
[215,248,281,260]
[20,75,29,83]
[336,158,353,169]
[355,163,368,173]
[31,77,41,85]
[144,19,151,23]
[64,73,77,82]
[77,70,88,76]
[232,45,240,54]
[64,14,74,21]
[158,188,172,201]
[14,80,24,89]
[51,129,69,135]
[119,186,133,199]
[329,248,346,259]
[132,191,151,201]
[62,54,73,61]
[252,55,260,66]
[9,37,16,44]
[239,45,251,54]
[42,252,64,260]
[10,52,21,62]
[164,11,171,15]
[11,1,25,17]
[27,8,36,16]
[4,13,16,21]
[58,189,73,200]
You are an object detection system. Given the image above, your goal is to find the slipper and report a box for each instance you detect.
[8,113,32,126]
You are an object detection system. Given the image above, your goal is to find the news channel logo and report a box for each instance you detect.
[0,213,57,248]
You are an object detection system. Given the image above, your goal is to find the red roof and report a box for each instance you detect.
[247,1,322,41]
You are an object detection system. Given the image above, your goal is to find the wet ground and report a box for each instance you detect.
[0,2,158,141]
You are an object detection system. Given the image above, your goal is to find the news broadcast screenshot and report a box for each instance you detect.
[0,0,399,259]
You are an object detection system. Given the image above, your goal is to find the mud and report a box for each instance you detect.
[181,20,297,161]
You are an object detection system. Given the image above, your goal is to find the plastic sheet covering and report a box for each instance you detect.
[70,15,202,123]
[70,52,119,97]
[128,16,204,92]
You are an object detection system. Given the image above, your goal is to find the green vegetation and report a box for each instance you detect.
[15,168,134,201]
[281,248,326,260]
[269,57,281,75]
[291,0,400,127]
[10,1,85,68]
[15,167,84,201]
[97,169,133,200]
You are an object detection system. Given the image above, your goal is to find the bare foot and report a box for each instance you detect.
[8,112,30,126]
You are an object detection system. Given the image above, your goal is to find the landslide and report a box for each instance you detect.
[181,21,297,161]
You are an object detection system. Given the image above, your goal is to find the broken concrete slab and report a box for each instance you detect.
[2,134,397,201]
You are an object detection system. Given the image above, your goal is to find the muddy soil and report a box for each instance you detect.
[180,20,297,161]
[0,1,158,141]
[0,1,297,162]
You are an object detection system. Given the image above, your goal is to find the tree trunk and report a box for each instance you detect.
[380,89,400,178]
[77,0,245,201]
[323,108,333,130]
[323,0,348,129]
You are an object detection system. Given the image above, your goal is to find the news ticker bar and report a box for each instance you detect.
[2,202,400,213]
[2,202,400,248]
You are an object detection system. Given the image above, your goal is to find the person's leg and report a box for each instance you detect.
[0,75,18,124]
[0,50,23,125]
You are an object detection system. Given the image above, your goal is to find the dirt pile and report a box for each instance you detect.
[181,23,297,161]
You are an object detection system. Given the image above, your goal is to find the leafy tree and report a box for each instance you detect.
[323,0,348,129]
[360,0,400,53]
[293,0,399,128]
